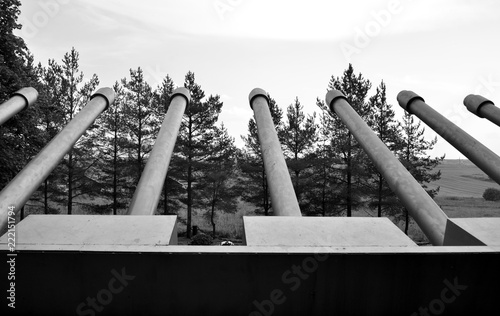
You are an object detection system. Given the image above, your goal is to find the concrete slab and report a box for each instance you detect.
[0,215,178,247]
[444,218,500,246]
[243,216,417,247]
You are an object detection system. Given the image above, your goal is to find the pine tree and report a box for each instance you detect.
[33,61,66,214]
[0,0,43,192]
[240,94,283,215]
[279,97,317,205]
[366,81,402,217]
[150,75,186,215]
[0,0,33,99]
[397,112,444,234]
[176,71,223,237]
[303,109,344,216]
[35,48,100,214]
[121,67,157,191]
[197,124,238,237]
[92,81,129,214]
[316,64,372,216]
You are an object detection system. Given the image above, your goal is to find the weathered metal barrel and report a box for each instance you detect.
[398,91,500,185]
[127,87,190,215]
[0,87,38,125]
[464,94,500,127]
[0,88,114,233]
[326,90,448,245]
[249,88,301,216]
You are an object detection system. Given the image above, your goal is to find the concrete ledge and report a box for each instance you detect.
[0,215,178,247]
[243,216,417,247]
[444,218,500,246]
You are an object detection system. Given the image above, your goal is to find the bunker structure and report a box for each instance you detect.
[1,86,500,315]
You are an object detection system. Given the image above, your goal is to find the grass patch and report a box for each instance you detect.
[435,196,500,217]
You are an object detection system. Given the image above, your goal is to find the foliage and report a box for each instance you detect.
[366,81,402,217]
[483,188,500,201]
[189,233,213,245]
[279,97,317,207]
[197,124,240,238]
[176,71,223,237]
[120,67,156,185]
[240,94,283,215]
[397,110,444,233]
[0,0,42,189]
[316,64,372,216]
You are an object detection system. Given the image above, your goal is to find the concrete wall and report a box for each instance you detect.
[2,248,498,315]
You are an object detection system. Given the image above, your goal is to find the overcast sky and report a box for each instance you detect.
[15,0,500,158]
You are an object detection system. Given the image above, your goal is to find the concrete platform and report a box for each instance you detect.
[243,216,417,247]
[0,215,178,248]
[444,218,500,246]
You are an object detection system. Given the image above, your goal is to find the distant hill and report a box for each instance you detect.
[428,159,500,198]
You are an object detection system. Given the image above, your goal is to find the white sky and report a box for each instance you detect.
[15,0,500,159]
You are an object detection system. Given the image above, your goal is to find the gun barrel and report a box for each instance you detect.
[127,88,190,215]
[398,90,500,185]
[249,88,301,216]
[326,90,448,245]
[0,88,114,233]
[464,94,500,127]
[0,87,38,125]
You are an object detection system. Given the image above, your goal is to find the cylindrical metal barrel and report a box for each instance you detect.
[249,88,301,217]
[398,90,500,185]
[0,87,114,233]
[127,87,190,215]
[0,87,38,125]
[464,94,500,127]
[326,90,448,245]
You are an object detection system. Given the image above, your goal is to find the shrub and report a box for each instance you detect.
[189,233,213,245]
[483,188,500,201]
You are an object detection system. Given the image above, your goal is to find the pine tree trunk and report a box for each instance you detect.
[404,209,409,235]
[262,167,269,216]
[211,201,216,238]
[377,173,383,217]
[113,125,118,215]
[294,169,300,201]
[68,151,73,215]
[137,93,142,184]
[322,162,327,216]
[68,82,74,215]
[163,180,168,215]
[346,135,352,217]
[187,162,192,238]
[186,116,193,238]
[44,179,49,214]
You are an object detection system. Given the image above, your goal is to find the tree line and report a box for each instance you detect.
[1,0,443,238]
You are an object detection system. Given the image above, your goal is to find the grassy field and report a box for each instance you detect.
[428,159,500,198]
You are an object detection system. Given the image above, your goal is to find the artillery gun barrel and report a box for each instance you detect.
[326,90,449,245]
[398,90,500,185]
[0,88,114,233]
[464,94,500,127]
[249,88,301,216]
[0,87,38,126]
[127,88,190,215]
